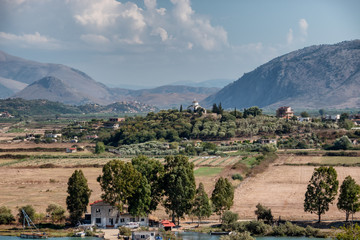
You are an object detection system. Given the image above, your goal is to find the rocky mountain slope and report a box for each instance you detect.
[205,40,360,109]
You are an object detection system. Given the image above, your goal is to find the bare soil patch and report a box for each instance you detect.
[232,155,360,221]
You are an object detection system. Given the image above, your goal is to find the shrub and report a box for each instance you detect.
[272,222,305,236]
[254,203,273,224]
[232,174,243,181]
[220,231,255,240]
[221,211,239,231]
[0,206,15,224]
[18,205,36,224]
[245,220,271,235]
[118,226,131,237]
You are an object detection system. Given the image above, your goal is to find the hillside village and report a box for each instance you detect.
[0,98,360,239]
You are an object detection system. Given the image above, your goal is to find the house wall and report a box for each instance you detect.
[90,202,148,228]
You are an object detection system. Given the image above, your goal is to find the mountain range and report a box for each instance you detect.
[0,50,219,108]
[205,40,360,109]
[1,40,360,110]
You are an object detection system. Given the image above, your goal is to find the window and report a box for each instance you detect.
[108,209,111,213]
[151,233,154,236]
[120,218,125,223]
[96,208,100,213]
[141,235,145,239]
[96,218,101,224]
[130,218,135,222]
[141,218,145,222]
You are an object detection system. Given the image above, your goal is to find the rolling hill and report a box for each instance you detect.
[205,40,360,109]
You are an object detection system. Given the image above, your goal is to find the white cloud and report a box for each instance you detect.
[287,28,293,45]
[170,0,228,50]
[299,18,308,37]
[0,31,60,49]
[151,27,169,42]
[80,34,110,44]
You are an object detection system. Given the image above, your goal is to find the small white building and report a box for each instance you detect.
[90,200,149,228]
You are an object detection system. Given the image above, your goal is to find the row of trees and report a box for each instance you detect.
[96,155,234,225]
[304,166,360,222]
[0,204,65,225]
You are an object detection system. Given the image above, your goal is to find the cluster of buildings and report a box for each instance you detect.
[85,200,175,240]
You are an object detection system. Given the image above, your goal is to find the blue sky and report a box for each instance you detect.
[0,0,359,88]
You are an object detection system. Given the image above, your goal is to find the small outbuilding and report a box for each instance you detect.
[159,220,175,231]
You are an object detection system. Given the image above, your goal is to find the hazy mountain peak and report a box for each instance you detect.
[205,40,360,109]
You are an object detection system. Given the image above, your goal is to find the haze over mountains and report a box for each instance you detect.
[1,40,360,110]
[0,50,218,108]
[205,40,360,109]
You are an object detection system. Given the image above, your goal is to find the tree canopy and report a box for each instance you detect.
[131,155,165,212]
[192,182,212,226]
[337,176,360,222]
[162,155,196,225]
[0,206,15,225]
[97,160,142,212]
[66,170,91,225]
[304,166,339,222]
[211,177,234,219]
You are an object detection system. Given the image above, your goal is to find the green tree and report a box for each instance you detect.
[211,177,234,220]
[243,106,262,118]
[66,170,91,225]
[319,109,325,117]
[0,206,15,224]
[95,141,105,154]
[340,113,349,122]
[337,176,360,222]
[336,223,360,240]
[18,205,35,225]
[46,204,65,223]
[192,182,212,226]
[163,155,196,225]
[254,203,273,224]
[127,175,151,217]
[97,160,141,212]
[131,156,165,213]
[300,111,310,118]
[212,103,219,114]
[304,166,339,222]
[333,136,353,150]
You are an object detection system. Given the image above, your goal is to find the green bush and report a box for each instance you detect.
[231,174,243,181]
[118,226,131,237]
[220,231,255,240]
[222,211,239,231]
[272,222,305,236]
[245,220,271,235]
[254,203,273,223]
[0,206,15,224]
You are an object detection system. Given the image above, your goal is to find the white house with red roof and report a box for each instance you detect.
[90,200,149,228]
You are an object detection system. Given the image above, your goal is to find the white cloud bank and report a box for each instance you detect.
[0,0,228,51]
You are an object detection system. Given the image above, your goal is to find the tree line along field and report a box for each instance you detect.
[1,151,360,223]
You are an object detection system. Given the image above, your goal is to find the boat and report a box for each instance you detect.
[209,231,231,235]
[74,231,86,237]
[20,209,48,239]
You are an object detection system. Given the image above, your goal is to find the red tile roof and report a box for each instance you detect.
[90,200,103,206]
[161,220,175,227]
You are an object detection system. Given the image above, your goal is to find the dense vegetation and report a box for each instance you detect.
[0,98,156,116]
[104,109,338,146]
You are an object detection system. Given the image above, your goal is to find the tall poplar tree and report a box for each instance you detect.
[66,170,91,225]
[304,166,338,223]
[163,155,196,225]
[192,182,212,226]
[337,176,360,222]
[211,177,234,220]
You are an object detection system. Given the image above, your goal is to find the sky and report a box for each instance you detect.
[0,0,359,89]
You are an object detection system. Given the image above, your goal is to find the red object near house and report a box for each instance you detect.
[160,220,175,231]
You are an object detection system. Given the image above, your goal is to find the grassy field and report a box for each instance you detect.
[194,167,223,177]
